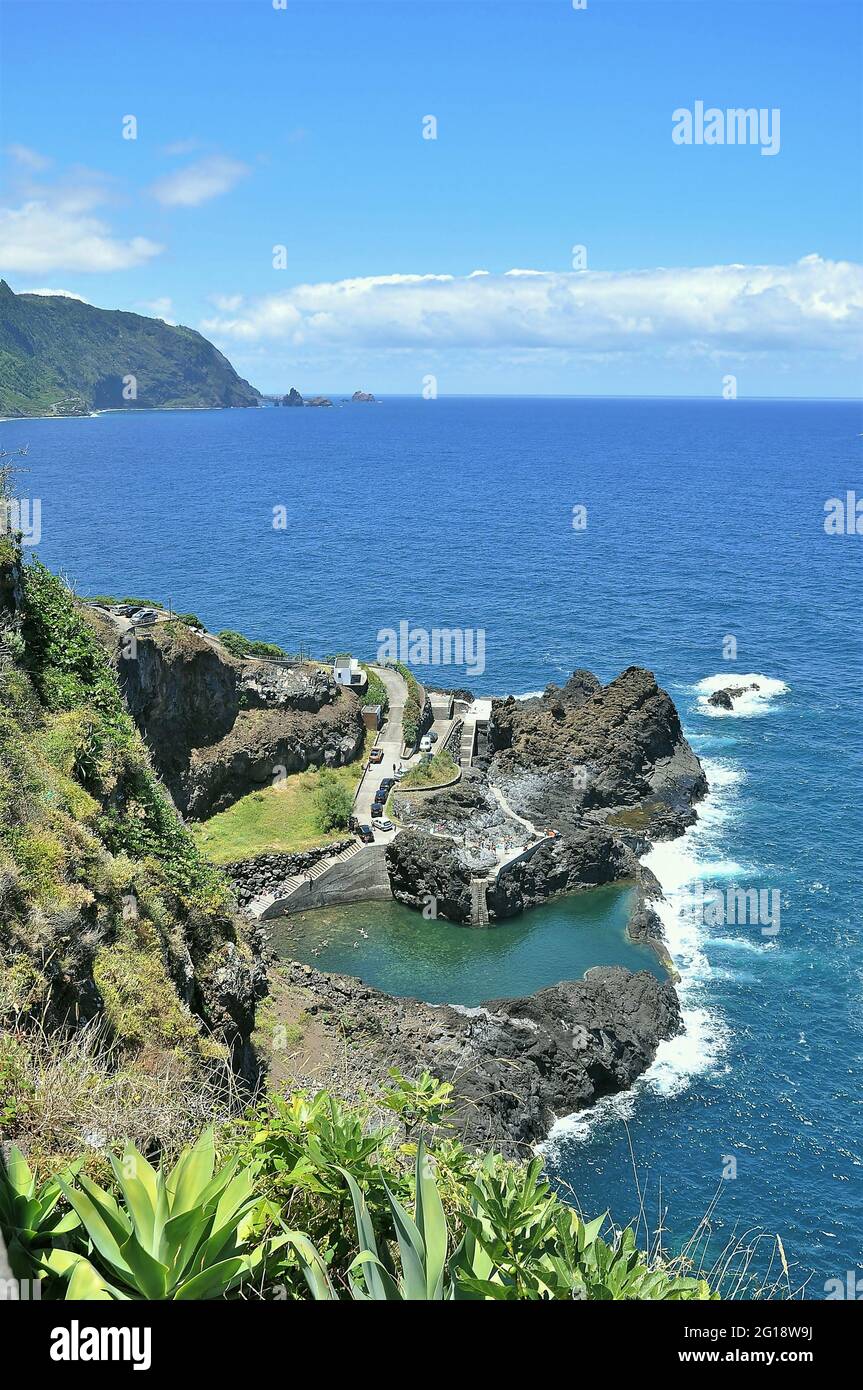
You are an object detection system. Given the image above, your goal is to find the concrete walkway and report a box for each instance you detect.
[352,664,408,839]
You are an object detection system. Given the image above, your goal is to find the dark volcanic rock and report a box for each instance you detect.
[87,614,364,818]
[708,682,759,709]
[489,827,633,918]
[279,959,681,1153]
[489,665,707,837]
[281,387,303,406]
[351,390,375,402]
[385,830,472,922]
[304,396,332,408]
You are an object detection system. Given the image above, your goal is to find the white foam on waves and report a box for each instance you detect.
[546,756,740,1151]
[694,673,789,719]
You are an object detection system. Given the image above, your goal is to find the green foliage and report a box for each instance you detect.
[18,560,229,910]
[248,640,286,660]
[0,1146,80,1282]
[8,1080,721,1302]
[312,768,354,832]
[44,1129,264,1300]
[393,662,424,748]
[217,629,253,659]
[280,1136,715,1302]
[175,612,205,630]
[284,1138,448,1300]
[217,629,287,661]
[0,279,259,417]
[380,1069,454,1134]
[361,666,390,717]
[398,748,458,789]
[402,697,421,748]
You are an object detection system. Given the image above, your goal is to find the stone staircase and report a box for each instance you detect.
[247,840,363,918]
[470,877,490,926]
[460,715,477,769]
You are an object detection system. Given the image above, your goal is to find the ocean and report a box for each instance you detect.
[4,394,861,1292]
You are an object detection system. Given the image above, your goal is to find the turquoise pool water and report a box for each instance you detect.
[270,885,661,1006]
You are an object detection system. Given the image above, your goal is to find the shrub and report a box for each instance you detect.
[175,612,205,631]
[398,749,458,790]
[0,1145,81,1282]
[247,640,287,660]
[217,629,252,659]
[361,666,390,717]
[312,768,354,832]
[44,1128,264,1300]
[402,696,421,748]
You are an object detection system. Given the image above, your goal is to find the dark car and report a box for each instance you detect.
[371,804,384,818]
[357,824,375,843]
[379,778,396,791]
[373,791,387,806]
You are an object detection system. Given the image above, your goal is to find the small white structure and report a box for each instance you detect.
[333,655,365,688]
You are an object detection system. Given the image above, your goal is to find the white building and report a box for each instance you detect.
[333,655,365,688]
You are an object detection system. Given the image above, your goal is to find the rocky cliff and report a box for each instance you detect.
[269,959,681,1153]
[0,280,260,417]
[88,613,364,818]
[489,665,708,841]
[0,552,266,1099]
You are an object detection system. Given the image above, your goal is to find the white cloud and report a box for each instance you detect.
[5,143,51,171]
[209,292,244,312]
[21,287,88,301]
[0,196,163,272]
[138,296,174,322]
[150,155,250,207]
[200,256,863,358]
[162,137,200,157]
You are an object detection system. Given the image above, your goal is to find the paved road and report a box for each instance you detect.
[352,664,408,840]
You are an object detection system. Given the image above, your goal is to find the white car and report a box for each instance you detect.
[419,734,433,752]
[376,819,395,833]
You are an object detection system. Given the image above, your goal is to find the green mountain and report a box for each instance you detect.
[0,280,260,416]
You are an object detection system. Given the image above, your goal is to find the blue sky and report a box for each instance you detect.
[0,0,861,396]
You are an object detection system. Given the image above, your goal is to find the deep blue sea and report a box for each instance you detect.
[4,395,861,1294]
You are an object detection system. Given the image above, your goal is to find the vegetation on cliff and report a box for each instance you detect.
[1,1075,725,1301]
[0,280,260,416]
[191,758,365,863]
[0,535,263,1170]
[398,747,459,789]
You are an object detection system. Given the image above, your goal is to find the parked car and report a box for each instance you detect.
[419,734,433,752]
[428,730,438,743]
[369,747,384,765]
[357,824,375,843]
[393,768,405,780]
[130,607,160,626]
[376,819,395,833]
[371,803,383,818]
[373,791,387,806]
[379,778,396,791]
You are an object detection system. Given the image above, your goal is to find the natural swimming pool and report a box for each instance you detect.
[269,885,663,1007]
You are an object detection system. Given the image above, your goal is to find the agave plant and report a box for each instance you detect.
[281,1140,714,1302]
[44,1128,264,1299]
[282,1137,449,1300]
[0,1145,80,1282]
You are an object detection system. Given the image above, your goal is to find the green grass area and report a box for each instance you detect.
[191,753,368,864]
[398,748,458,789]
